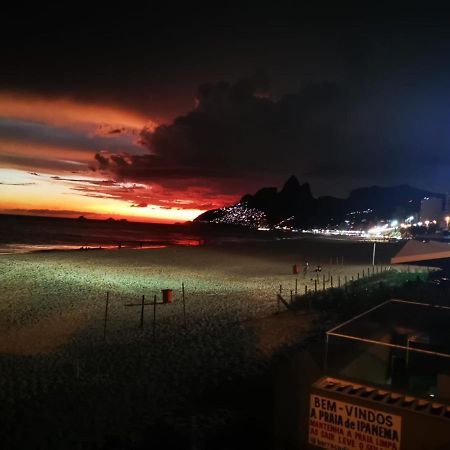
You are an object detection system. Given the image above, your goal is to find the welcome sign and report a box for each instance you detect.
[309,394,402,450]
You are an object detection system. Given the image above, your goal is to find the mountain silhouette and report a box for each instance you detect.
[195,176,445,227]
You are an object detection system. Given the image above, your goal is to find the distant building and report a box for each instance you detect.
[308,300,450,449]
[420,197,443,222]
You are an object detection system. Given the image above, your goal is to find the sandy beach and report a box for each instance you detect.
[0,237,405,355]
[0,236,425,448]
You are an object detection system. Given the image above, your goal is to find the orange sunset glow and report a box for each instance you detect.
[0,92,154,131]
[0,92,234,223]
[1,173,205,223]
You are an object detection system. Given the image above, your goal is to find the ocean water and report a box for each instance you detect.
[0,214,276,254]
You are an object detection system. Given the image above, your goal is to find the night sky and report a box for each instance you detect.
[1,5,450,222]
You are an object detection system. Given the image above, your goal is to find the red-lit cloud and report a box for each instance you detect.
[54,175,236,211]
[90,77,347,204]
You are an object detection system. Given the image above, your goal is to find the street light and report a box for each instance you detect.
[445,216,450,231]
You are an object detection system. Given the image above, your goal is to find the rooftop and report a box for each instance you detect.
[325,299,450,403]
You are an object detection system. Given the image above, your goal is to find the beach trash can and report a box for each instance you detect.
[292,264,298,275]
[161,289,173,304]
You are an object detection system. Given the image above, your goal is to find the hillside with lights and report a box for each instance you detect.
[195,176,447,238]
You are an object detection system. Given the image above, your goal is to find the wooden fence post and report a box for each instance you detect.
[140,295,145,329]
[153,294,157,339]
[182,282,186,330]
[103,291,109,340]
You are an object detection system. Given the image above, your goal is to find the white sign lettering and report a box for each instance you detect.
[309,394,402,450]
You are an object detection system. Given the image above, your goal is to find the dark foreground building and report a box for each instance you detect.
[307,299,450,450]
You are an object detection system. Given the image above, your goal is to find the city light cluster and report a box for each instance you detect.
[210,203,268,228]
[209,197,450,242]
[347,209,373,215]
[305,213,450,240]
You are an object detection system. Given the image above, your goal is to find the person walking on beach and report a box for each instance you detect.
[303,262,309,276]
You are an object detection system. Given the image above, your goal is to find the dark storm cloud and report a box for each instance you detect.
[93,72,450,197]
[89,78,358,192]
[93,77,350,193]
